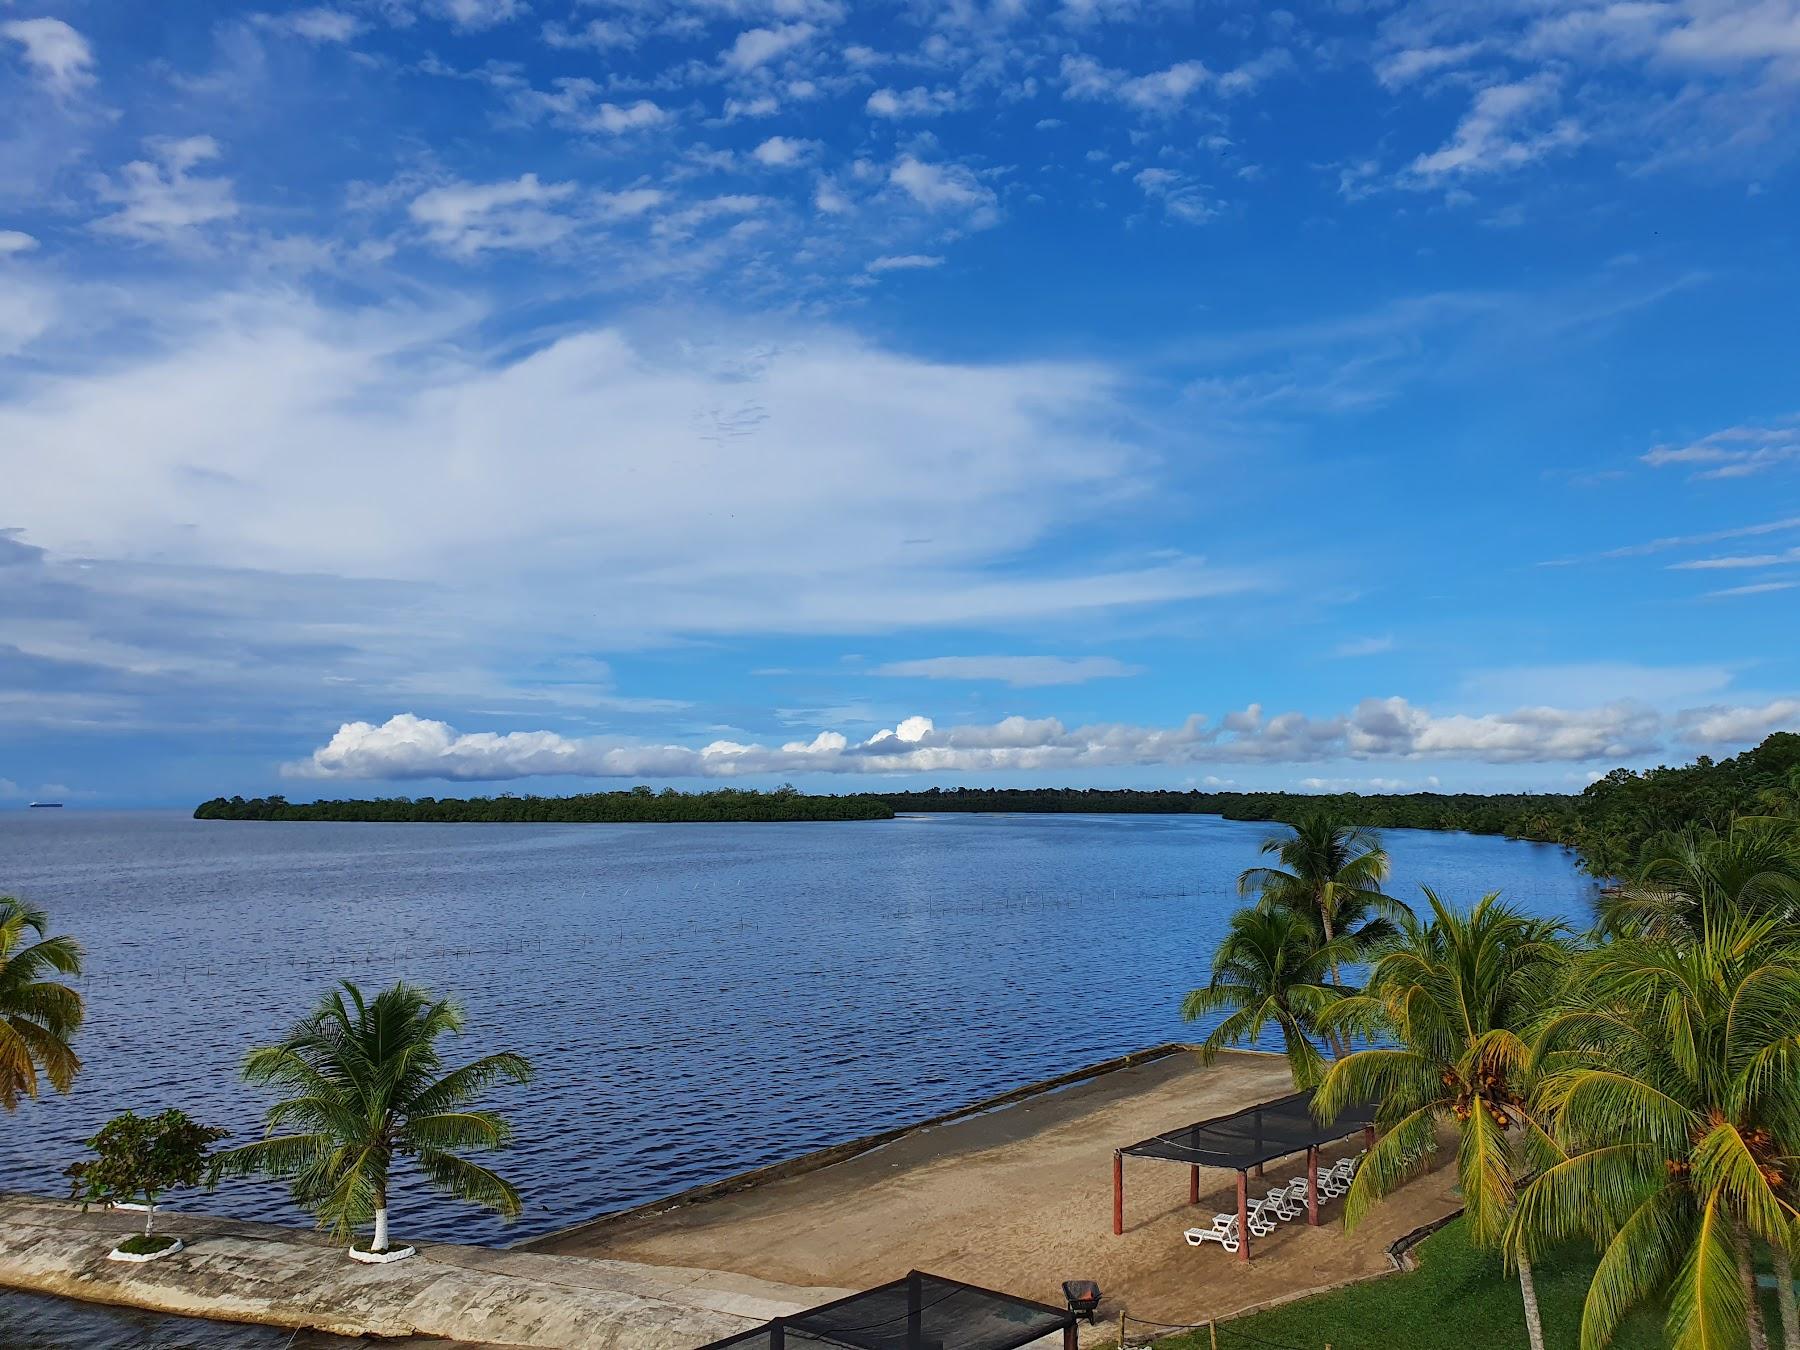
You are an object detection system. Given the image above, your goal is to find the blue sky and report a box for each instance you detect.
[2,0,1799,805]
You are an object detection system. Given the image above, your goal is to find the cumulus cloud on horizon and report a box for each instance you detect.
[283,697,1800,784]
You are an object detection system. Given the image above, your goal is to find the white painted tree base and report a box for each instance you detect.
[348,1244,416,1264]
[108,1201,151,1213]
[108,1237,183,1262]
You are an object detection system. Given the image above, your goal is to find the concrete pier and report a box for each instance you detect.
[0,1196,846,1347]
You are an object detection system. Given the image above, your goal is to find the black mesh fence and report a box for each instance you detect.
[1120,1092,1379,1172]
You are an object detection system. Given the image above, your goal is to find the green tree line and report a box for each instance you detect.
[194,732,1800,877]
[194,787,894,823]
[873,732,1800,879]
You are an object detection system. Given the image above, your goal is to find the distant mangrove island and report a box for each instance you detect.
[194,787,895,823]
[195,733,1800,877]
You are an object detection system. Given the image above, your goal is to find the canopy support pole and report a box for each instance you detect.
[1307,1146,1320,1226]
[1236,1171,1250,1263]
[1189,1165,1199,1205]
[1364,1125,1377,1151]
[1113,1151,1123,1235]
[1064,1324,1079,1350]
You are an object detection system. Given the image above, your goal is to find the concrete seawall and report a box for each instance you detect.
[0,1196,845,1347]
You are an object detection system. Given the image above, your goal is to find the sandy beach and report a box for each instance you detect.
[526,1048,1463,1328]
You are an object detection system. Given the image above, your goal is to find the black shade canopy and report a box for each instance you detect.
[697,1271,1077,1350]
[1118,1089,1379,1172]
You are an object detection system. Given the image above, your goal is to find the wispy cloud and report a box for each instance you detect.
[872,656,1140,687]
[1,17,95,96]
[1332,636,1395,658]
[1641,419,1800,479]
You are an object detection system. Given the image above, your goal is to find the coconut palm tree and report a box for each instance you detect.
[1598,817,1800,941]
[1237,813,1407,987]
[0,896,84,1110]
[1509,914,1800,1350]
[211,980,533,1254]
[1315,890,1573,1350]
[1181,906,1357,1089]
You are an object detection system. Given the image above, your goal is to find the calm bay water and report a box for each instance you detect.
[0,809,1596,1249]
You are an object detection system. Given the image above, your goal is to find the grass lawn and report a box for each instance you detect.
[1150,1217,1789,1350]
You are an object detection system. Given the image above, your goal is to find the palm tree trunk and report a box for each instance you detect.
[1517,1250,1547,1350]
[1772,1242,1798,1350]
[144,1200,155,1237]
[374,1205,389,1253]
[1741,1230,1770,1350]
[1318,906,1349,1057]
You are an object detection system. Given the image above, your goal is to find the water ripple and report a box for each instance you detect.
[0,811,1595,1247]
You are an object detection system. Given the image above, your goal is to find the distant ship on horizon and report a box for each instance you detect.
[27,801,63,809]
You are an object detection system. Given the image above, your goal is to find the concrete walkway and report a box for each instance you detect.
[0,1196,848,1348]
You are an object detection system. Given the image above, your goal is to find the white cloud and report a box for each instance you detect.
[92,137,238,244]
[751,135,817,167]
[409,174,577,255]
[1641,419,1800,479]
[596,187,664,218]
[1408,76,1583,183]
[510,81,671,135]
[1060,50,1285,113]
[1549,514,1800,564]
[1133,168,1215,224]
[541,18,634,51]
[0,300,1240,645]
[1678,698,1800,747]
[889,155,996,215]
[813,179,853,214]
[429,0,524,31]
[723,94,780,120]
[723,23,815,72]
[866,253,943,272]
[1670,546,1800,570]
[0,280,54,357]
[866,86,957,118]
[0,230,37,256]
[287,694,1800,782]
[872,655,1139,686]
[1705,579,1800,598]
[1,18,95,96]
[1332,635,1394,658]
[261,8,362,42]
[1375,41,1483,89]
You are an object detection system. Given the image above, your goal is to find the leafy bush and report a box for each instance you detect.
[66,1109,227,1236]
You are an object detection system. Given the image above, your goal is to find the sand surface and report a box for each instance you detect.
[528,1050,1462,1329]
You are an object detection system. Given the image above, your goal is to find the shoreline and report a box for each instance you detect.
[1,1047,1461,1346]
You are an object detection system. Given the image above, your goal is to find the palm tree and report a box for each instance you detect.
[1599,817,1800,941]
[1509,915,1800,1350]
[212,980,533,1254]
[0,897,84,1110]
[1315,890,1572,1350]
[1181,907,1356,1089]
[1237,813,1407,986]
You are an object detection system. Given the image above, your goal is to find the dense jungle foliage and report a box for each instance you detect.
[194,787,894,823]
[874,732,1800,877]
[196,733,1800,875]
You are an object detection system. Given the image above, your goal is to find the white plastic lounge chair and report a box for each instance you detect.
[1262,1185,1300,1220]
[1185,1216,1241,1253]
[1246,1198,1278,1236]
